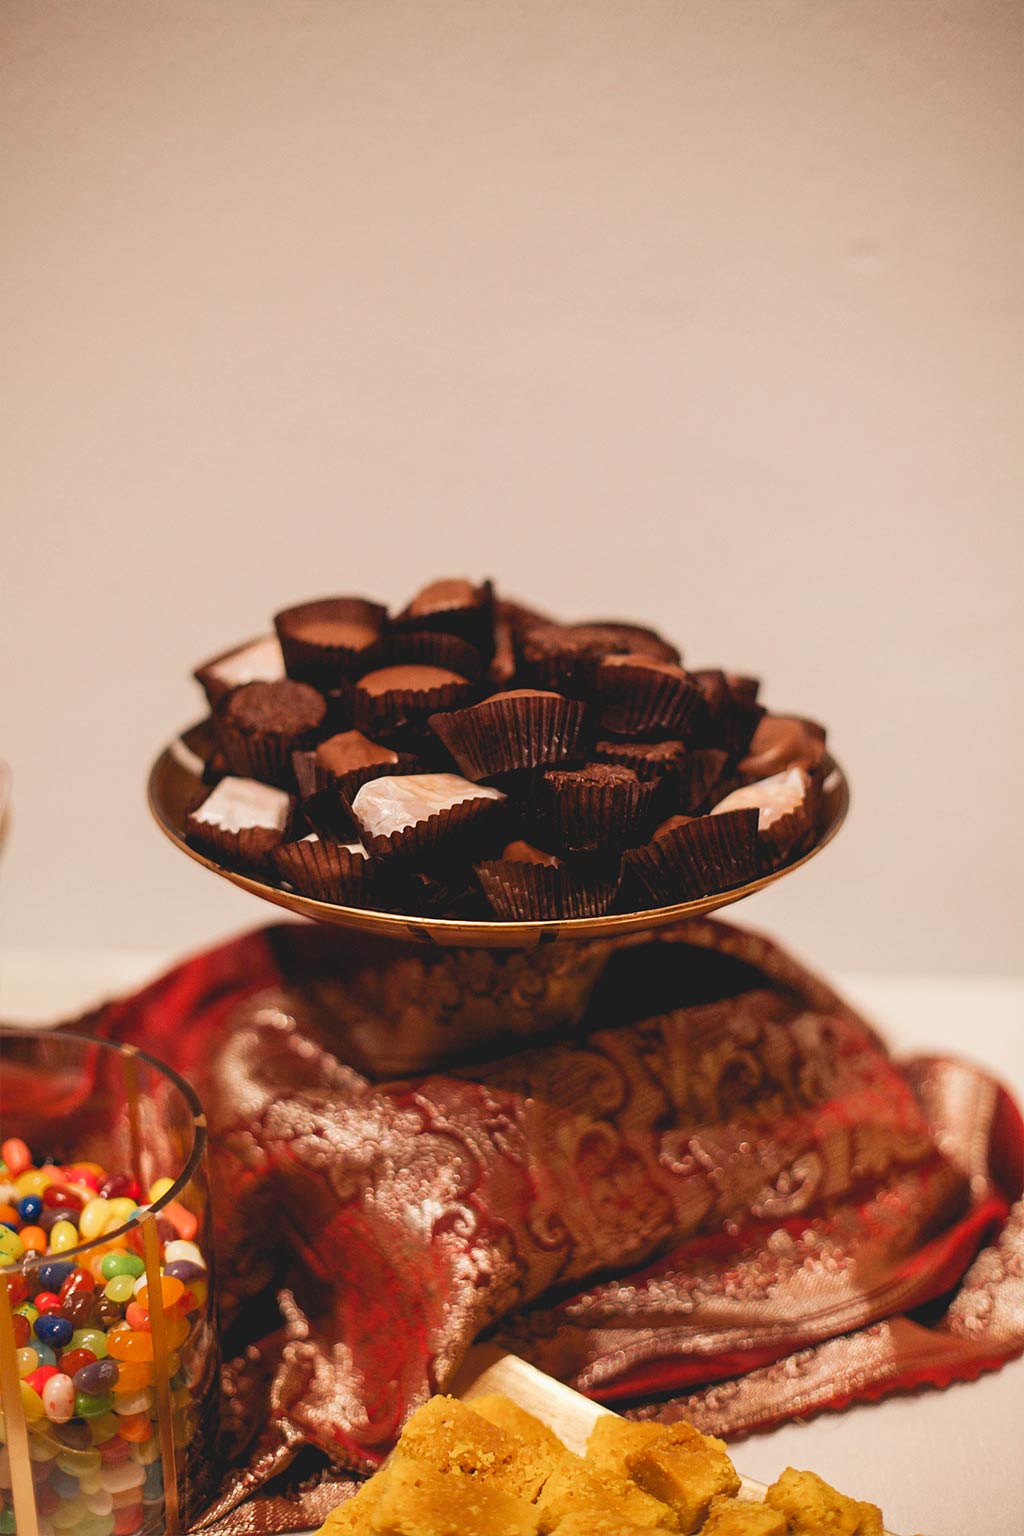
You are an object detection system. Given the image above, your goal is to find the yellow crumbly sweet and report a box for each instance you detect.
[395,1395,549,1500]
[547,1514,677,1536]
[625,1422,742,1534]
[319,1468,393,1536]
[469,1393,569,1465]
[699,1494,788,1535]
[586,1416,675,1478]
[764,1467,880,1535]
[535,1450,679,1533]
[367,1458,539,1536]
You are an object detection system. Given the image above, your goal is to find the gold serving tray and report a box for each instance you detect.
[148,719,849,950]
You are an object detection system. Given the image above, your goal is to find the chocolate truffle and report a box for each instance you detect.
[215,679,326,785]
[352,665,476,736]
[738,715,826,782]
[349,771,506,860]
[429,689,585,781]
[274,596,386,684]
[595,653,702,739]
[536,763,656,853]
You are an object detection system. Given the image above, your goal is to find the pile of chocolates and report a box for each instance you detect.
[185,580,828,920]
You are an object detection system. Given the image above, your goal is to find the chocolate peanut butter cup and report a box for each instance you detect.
[352,664,477,738]
[691,669,766,753]
[594,653,703,739]
[194,634,285,707]
[185,776,292,870]
[624,807,761,905]
[274,597,386,686]
[428,689,585,782]
[390,577,496,658]
[520,621,679,695]
[377,629,484,682]
[348,771,507,862]
[271,833,374,904]
[475,841,621,920]
[292,729,418,800]
[535,763,656,853]
[738,714,826,782]
[215,679,326,786]
[713,766,817,864]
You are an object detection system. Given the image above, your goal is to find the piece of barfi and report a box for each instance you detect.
[699,1494,787,1535]
[367,1459,539,1536]
[764,1468,872,1535]
[625,1422,741,1533]
[535,1450,678,1532]
[395,1395,549,1500]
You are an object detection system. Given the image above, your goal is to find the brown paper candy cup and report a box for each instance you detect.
[291,745,420,802]
[271,838,374,904]
[185,811,291,874]
[378,629,485,682]
[428,692,586,781]
[624,807,761,905]
[348,786,507,865]
[474,856,622,920]
[215,691,326,788]
[352,675,478,738]
[390,579,496,658]
[594,661,703,740]
[274,597,387,685]
[534,765,657,854]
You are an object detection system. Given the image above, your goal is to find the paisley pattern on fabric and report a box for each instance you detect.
[47,918,1023,1535]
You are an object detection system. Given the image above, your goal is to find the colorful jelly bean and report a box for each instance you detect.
[74,1360,119,1395]
[42,1374,76,1425]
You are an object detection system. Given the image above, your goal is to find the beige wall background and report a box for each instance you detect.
[2,1,1021,974]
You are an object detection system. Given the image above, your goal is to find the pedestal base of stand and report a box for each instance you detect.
[267,919,774,1075]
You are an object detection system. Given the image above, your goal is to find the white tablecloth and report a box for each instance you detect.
[2,945,1021,1536]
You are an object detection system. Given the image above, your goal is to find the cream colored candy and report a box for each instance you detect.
[712,767,809,832]
[351,773,505,841]
[192,777,290,835]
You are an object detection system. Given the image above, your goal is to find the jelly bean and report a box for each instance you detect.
[43,1185,85,1213]
[48,1221,79,1254]
[0,1203,18,1225]
[101,1464,144,1494]
[112,1506,142,1536]
[64,1166,102,1191]
[112,1362,151,1393]
[35,1315,74,1349]
[77,1472,104,1496]
[57,1446,103,1477]
[114,1414,150,1444]
[59,1346,97,1376]
[93,1297,125,1328]
[166,1315,190,1350]
[99,1438,132,1466]
[5,1272,30,1305]
[59,1267,96,1301]
[131,1438,160,1468]
[34,1291,64,1315]
[39,1208,76,1235]
[78,1201,112,1242]
[51,1501,90,1532]
[19,1224,48,1253]
[28,1438,60,1464]
[19,1382,46,1421]
[62,1292,96,1327]
[53,1425,91,1455]
[112,1390,150,1417]
[146,1178,174,1204]
[101,1175,140,1202]
[70,1329,108,1358]
[0,1228,24,1264]
[25,1364,60,1394]
[88,1413,121,1446]
[38,1260,75,1291]
[75,1391,115,1419]
[42,1373,76,1425]
[83,1518,116,1536]
[104,1199,139,1228]
[0,1512,13,1536]
[16,1302,40,1325]
[2,1138,32,1177]
[106,1332,153,1363]
[19,1193,44,1221]
[163,1259,204,1285]
[37,1485,62,1516]
[161,1201,198,1240]
[75,1360,119,1395]
[103,1276,136,1305]
[15,1170,52,1196]
[50,1466,84,1498]
[135,1276,183,1312]
[100,1253,144,1281]
[85,1492,113,1516]
[124,1304,150,1332]
[16,1346,39,1376]
[11,1313,29,1348]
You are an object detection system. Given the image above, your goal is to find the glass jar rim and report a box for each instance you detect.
[0,1026,207,1273]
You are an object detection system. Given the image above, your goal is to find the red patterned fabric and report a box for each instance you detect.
[54,919,1024,1532]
